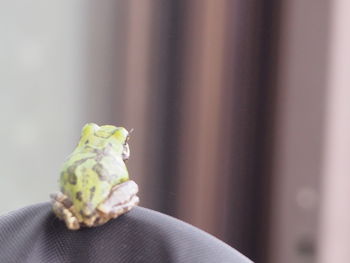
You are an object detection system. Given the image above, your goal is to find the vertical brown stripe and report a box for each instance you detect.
[268,0,330,262]
[120,0,155,205]
[177,0,229,235]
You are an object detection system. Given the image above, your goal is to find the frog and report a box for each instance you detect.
[50,123,139,230]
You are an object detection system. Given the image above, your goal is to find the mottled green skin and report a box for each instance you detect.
[60,123,129,222]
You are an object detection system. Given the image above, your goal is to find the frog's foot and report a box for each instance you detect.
[50,192,81,230]
[96,180,139,224]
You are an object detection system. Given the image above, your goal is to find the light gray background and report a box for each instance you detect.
[0,1,120,215]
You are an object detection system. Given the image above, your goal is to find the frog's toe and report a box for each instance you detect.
[52,199,80,230]
[51,192,81,230]
[66,215,80,230]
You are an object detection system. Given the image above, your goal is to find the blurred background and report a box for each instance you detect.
[0,0,349,262]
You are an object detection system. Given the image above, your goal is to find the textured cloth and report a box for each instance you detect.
[0,203,252,263]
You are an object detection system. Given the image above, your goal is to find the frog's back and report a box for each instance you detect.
[59,150,129,216]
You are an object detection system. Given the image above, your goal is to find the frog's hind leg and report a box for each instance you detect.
[109,195,139,218]
[50,192,80,230]
[97,180,139,221]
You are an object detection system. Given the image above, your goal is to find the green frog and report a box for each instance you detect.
[50,123,139,230]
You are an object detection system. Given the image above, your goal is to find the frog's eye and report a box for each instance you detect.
[112,127,129,144]
[81,123,99,136]
[122,143,130,160]
[124,128,134,145]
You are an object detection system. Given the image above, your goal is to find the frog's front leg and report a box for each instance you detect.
[50,192,81,230]
[96,180,139,223]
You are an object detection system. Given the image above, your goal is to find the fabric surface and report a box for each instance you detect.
[0,203,252,263]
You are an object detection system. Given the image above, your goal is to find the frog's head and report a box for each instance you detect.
[79,123,132,159]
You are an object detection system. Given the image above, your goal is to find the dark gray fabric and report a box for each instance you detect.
[0,203,252,263]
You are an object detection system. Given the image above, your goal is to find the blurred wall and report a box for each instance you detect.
[0,0,122,214]
[0,1,88,214]
[113,1,280,262]
[268,0,330,262]
[318,0,350,262]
